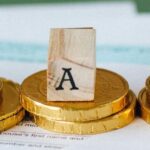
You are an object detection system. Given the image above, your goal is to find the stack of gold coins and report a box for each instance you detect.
[138,76,150,123]
[21,68,136,135]
[0,78,25,131]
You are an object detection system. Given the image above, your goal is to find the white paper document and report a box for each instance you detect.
[0,120,86,150]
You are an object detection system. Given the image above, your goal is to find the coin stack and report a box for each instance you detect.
[20,68,136,135]
[0,78,25,131]
[138,76,150,124]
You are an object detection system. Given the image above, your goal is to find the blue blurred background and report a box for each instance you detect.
[0,0,150,65]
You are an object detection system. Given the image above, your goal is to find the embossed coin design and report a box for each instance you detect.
[0,78,25,131]
[21,68,129,122]
[30,90,136,135]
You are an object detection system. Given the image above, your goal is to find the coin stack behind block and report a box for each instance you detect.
[138,76,150,124]
[20,27,136,135]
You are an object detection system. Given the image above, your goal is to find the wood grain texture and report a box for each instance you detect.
[47,28,96,101]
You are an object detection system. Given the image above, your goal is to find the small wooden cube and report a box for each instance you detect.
[47,28,96,101]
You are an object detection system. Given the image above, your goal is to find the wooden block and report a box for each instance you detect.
[47,28,96,101]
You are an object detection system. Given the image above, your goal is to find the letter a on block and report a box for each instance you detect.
[47,28,96,101]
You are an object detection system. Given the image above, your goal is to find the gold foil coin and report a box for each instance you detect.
[30,90,136,135]
[21,68,129,122]
[138,88,150,124]
[0,78,25,131]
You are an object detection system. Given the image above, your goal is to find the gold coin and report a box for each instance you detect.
[138,88,150,124]
[21,68,129,122]
[0,78,25,132]
[30,90,136,135]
